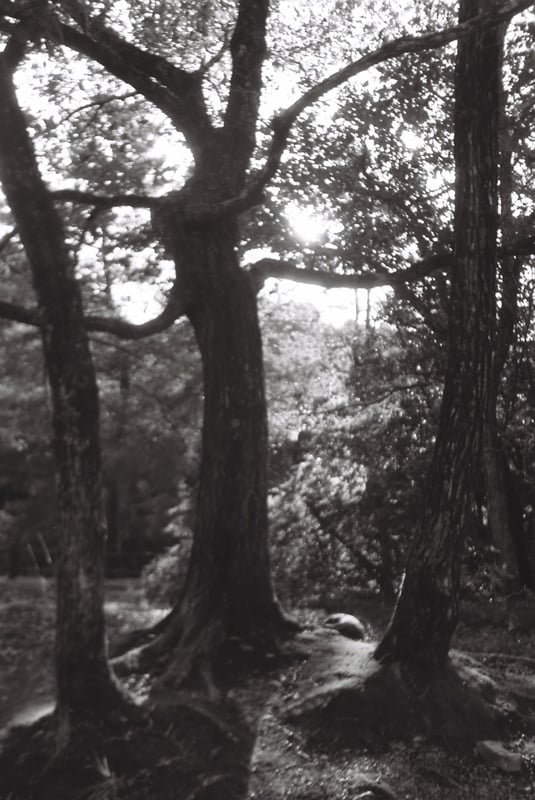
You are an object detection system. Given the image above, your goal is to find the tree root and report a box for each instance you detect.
[183,772,238,800]
[465,650,535,668]
[111,615,183,677]
[109,605,177,659]
[284,646,512,746]
[112,598,302,689]
[153,692,251,745]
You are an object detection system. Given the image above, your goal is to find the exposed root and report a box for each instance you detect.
[152,692,252,746]
[465,650,535,668]
[50,683,143,764]
[183,772,240,800]
[111,617,183,677]
[113,595,303,697]
[281,640,529,747]
[0,690,253,800]
[109,614,169,659]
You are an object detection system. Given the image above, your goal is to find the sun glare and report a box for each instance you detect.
[111,281,164,324]
[400,128,424,151]
[286,204,330,245]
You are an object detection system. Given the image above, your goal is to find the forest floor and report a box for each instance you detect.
[1,578,535,799]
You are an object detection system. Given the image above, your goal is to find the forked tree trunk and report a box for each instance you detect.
[375,0,501,672]
[0,55,121,716]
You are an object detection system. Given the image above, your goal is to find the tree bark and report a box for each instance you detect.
[112,0,296,681]
[0,54,122,716]
[147,204,290,683]
[375,0,500,672]
[481,69,526,585]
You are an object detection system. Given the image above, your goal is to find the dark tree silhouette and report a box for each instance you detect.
[375,0,503,672]
[0,36,125,726]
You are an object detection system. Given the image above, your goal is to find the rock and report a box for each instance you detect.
[323,612,366,640]
[474,740,523,773]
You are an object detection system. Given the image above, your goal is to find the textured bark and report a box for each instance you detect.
[120,0,294,679]
[481,76,524,584]
[148,206,289,682]
[375,0,501,672]
[0,55,120,712]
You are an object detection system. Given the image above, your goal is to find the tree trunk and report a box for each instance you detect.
[482,430,519,582]
[148,205,291,683]
[375,0,500,672]
[481,70,526,585]
[0,55,122,717]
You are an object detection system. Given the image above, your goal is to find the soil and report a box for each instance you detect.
[1,579,535,800]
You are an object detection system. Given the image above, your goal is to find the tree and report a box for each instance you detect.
[480,12,535,589]
[1,0,533,691]
[0,34,125,727]
[375,0,504,673]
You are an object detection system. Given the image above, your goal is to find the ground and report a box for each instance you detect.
[1,578,535,799]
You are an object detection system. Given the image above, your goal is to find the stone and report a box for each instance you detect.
[323,612,366,640]
[474,740,523,773]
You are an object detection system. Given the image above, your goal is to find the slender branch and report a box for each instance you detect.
[354,381,435,408]
[52,188,157,209]
[307,500,384,584]
[29,0,214,150]
[61,90,138,123]
[200,26,231,74]
[282,2,531,125]
[243,0,534,205]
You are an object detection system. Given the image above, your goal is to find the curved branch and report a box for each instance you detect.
[57,24,211,148]
[84,299,185,339]
[1,0,209,150]
[248,252,452,292]
[0,295,185,339]
[279,1,531,126]
[244,0,533,203]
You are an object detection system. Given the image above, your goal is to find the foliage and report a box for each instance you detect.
[264,296,441,605]
[141,533,192,606]
[0,318,202,577]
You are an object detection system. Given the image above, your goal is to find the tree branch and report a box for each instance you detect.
[224,0,269,172]
[52,188,157,209]
[1,0,209,151]
[0,294,185,339]
[84,299,185,339]
[248,252,452,292]
[61,90,138,122]
[0,299,40,326]
[243,0,534,204]
[56,25,211,149]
